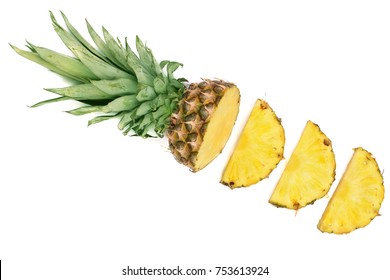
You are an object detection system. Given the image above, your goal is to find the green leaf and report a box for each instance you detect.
[118,111,135,130]
[51,12,89,59]
[153,75,166,94]
[73,47,133,80]
[170,79,184,90]
[150,48,162,75]
[156,112,171,130]
[160,60,169,69]
[11,44,82,82]
[46,84,112,100]
[139,114,153,129]
[122,126,133,136]
[177,77,188,83]
[102,27,132,71]
[135,100,154,116]
[154,94,168,108]
[126,49,155,86]
[167,61,183,81]
[151,105,168,119]
[104,95,140,113]
[50,13,132,80]
[31,44,98,81]
[135,36,154,72]
[30,96,72,108]
[85,19,114,63]
[91,78,138,96]
[58,11,104,61]
[88,113,121,126]
[67,105,102,115]
[136,86,156,102]
[142,122,159,138]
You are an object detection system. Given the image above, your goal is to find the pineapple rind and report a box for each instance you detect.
[317,147,384,234]
[220,99,285,188]
[269,120,336,210]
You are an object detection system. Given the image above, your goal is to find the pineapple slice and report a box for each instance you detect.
[318,147,384,234]
[269,121,336,210]
[220,99,285,188]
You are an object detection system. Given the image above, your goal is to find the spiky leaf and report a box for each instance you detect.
[13,12,185,137]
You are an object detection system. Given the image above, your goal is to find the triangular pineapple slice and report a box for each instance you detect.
[269,120,336,210]
[220,99,285,188]
[318,147,384,234]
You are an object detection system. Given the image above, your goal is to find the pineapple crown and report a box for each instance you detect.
[11,11,186,137]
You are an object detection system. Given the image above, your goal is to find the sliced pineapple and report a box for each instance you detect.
[269,120,336,210]
[168,80,240,172]
[318,147,384,234]
[220,99,285,188]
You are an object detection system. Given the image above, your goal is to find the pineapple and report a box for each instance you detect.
[168,80,240,172]
[269,120,336,210]
[318,147,384,234]
[220,99,285,188]
[11,12,240,172]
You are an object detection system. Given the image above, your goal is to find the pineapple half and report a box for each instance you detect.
[220,99,285,188]
[318,147,384,234]
[11,12,240,172]
[269,120,336,210]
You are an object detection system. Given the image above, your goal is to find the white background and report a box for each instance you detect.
[1,0,389,279]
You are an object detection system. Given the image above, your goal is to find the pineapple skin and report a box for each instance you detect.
[318,147,385,234]
[167,79,240,172]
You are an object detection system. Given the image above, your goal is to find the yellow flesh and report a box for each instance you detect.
[193,87,240,171]
[269,121,336,210]
[221,99,285,188]
[318,147,384,234]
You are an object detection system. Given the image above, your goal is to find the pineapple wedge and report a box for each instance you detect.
[221,99,285,188]
[318,147,384,234]
[269,121,336,210]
